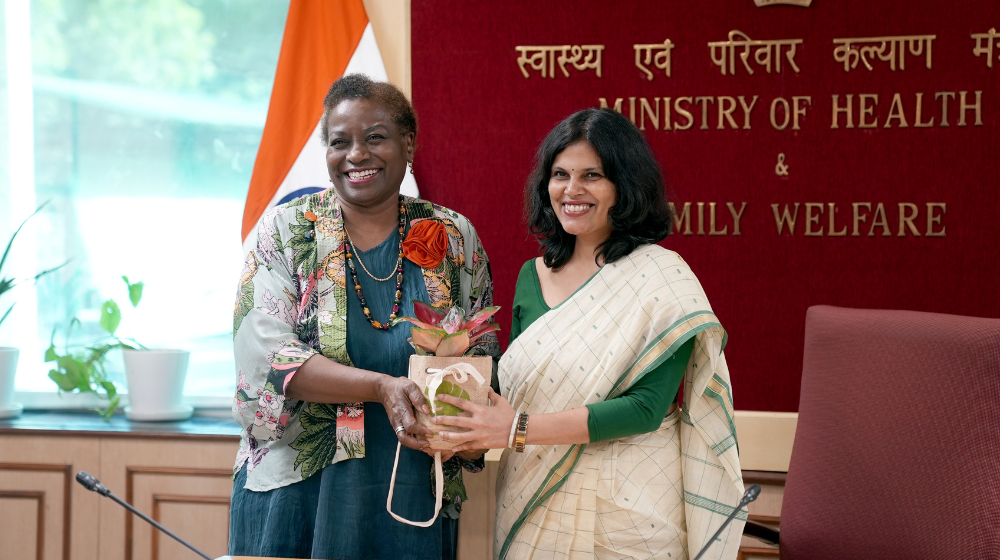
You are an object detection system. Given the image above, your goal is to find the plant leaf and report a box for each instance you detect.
[100,381,117,398]
[99,299,121,335]
[412,300,447,325]
[123,277,143,307]
[0,200,49,277]
[48,369,76,392]
[44,344,58,362]
[435,330,470,357]
[463,306,500,331]
[411,327,446,353]
[394,316,438,330]
[468,323,501,343]
[0,303,13,328]
[440,307,464,335]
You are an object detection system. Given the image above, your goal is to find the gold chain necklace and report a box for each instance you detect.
[343,207,405,283]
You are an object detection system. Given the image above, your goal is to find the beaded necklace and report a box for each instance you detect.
[344,200,406,331]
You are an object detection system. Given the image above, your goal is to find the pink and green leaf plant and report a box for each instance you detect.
[393,300,500,357]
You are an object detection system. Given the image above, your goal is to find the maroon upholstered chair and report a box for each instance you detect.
[746,305,1000,559]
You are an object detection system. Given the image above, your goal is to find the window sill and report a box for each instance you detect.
[12,391,233,418]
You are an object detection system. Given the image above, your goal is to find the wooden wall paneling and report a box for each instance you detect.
[457,458,499,560]
[738,471,784,557]
[0,490,44,560]
[0,435,102,560]
[98,438,238,560]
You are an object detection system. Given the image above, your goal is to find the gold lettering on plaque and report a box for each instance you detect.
[971,28,999,68]
[859,94,878,128]
[869,203,890,236]
[671,202,693,235]
[516,45,604,78]
[634,40,674,80]
[695,97,715,130]
[775,153,789,176]
[884,93,909,128]
[718,96,739,129]
[792,96,811,130]
[755,0,812,7]
[629,97,637,124]
[926,203,946,237]
[674,97,695,130]
[832,35,935,72]
[771,203,800,235]
[935,91,955,126]
[958,91,983,126]
[770,97,791,130]
[914,93,934,127]
[827,203,848,236]
[709,30,803,76]
[898,203,920,236]
[696,202,706,235]
[727,202,748,236]
[639,97,660,131]
[599,98,625,113]
[831,94,854,129]
[852,202,871,236]
[738,96,759,129]
[804,203,824,236]
[709,203,728,235]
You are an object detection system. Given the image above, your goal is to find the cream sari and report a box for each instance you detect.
[495,245,744,560]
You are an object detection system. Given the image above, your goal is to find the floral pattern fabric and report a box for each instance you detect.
[232,191,500,515]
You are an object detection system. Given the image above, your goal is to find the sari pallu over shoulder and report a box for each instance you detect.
[494,245,744,560]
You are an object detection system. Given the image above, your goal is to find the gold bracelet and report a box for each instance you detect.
[513,413,528,452]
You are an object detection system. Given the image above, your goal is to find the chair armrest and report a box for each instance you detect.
[743,520,780,545]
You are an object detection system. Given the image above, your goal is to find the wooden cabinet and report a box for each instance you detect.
[0,414,238,560]
[2,413,787,560]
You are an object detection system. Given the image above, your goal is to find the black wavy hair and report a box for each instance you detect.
[320,74,417,145]
[525,108,674,270]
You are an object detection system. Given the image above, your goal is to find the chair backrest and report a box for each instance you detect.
[780,305,1000,560]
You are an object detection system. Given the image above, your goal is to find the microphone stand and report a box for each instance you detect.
[76,471,212,560]
[691,484,761,560]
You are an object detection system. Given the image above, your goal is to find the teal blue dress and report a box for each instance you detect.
[229,229,458,559]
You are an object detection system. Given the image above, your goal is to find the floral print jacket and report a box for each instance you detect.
[232,191,501,518]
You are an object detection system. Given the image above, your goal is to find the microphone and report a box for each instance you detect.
[691,484,761,560]
[75,471,212,560]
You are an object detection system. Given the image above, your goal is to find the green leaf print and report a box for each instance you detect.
[290,402,340,479]
[287,210,317,275]
[233,281,254,335]
[424,380,470,417]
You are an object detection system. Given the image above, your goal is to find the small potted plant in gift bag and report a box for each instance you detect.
[385,300,499,526]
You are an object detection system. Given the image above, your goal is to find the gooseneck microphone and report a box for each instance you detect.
[691,483,761,560]
[76,471,212,560]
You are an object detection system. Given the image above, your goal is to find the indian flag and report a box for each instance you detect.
[241,0,418,244]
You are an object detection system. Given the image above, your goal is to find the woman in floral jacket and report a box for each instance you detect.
[228,74,500,559]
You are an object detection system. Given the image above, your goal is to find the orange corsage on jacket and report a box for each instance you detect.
[402,219,448,268]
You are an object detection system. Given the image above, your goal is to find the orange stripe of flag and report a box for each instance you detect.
[242,0,369,240]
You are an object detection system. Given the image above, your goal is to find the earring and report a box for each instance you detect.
[408,161,414,175]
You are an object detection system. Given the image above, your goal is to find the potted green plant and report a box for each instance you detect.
[46,276,191,421]
[0,201,66,419]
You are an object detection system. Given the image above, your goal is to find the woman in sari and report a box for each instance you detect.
[432,108,745,560]
[229,74,500,559]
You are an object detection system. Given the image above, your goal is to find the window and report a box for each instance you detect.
[1,0,290,405]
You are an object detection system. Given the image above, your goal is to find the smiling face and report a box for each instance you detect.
[325,98,415,211]
[548,140,617,245]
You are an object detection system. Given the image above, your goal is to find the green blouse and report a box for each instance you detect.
[509,260,693,443]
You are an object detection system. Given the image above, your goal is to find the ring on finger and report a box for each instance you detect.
[394,425,406,436]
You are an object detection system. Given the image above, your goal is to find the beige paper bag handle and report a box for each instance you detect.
[387,444,443,527]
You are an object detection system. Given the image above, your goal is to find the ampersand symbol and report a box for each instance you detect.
[775,153,789,176]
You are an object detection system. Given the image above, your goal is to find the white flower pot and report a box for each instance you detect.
[0,347,22,419]
[122,349,192,421]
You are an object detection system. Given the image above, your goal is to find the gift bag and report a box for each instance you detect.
[387,355,492,527]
